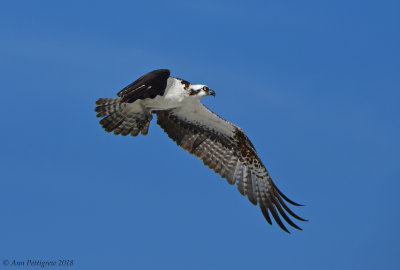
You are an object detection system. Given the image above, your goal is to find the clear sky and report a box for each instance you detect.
[1,0,399,269]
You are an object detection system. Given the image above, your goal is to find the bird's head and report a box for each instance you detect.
[187,84,216,98]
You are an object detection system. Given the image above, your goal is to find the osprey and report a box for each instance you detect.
[95,69,306,232]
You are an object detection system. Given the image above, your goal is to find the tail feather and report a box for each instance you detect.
[95,98,123,118]
[95,98,121,106]
[100,112,125,132]
[95,98,152,137]
[141,121,150,135]
[115,117,137,136]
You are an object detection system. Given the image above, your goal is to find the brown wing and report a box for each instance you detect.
[117,69,170,103]
[156,104,306,233]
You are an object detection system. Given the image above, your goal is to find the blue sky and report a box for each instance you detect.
[1,0,399,269]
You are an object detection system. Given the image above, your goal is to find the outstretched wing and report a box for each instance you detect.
[156,100,306,232]
[117,69,170,103]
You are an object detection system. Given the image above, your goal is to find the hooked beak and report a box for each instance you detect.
[208,89,216,97]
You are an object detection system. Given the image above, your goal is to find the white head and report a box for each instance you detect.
[186,84,216,98]
[173,77,216,99]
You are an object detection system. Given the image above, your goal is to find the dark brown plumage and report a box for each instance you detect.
[117,69,170,103]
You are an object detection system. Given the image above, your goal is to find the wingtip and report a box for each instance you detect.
[273,183,304,206]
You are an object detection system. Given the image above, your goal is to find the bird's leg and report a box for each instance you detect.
[137,104,153,136]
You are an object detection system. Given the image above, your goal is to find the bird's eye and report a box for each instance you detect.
[203,87,208,91]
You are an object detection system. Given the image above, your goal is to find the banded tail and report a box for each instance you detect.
[95,98,152,136]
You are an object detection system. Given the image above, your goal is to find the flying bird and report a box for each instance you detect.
[95,69,306,232]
